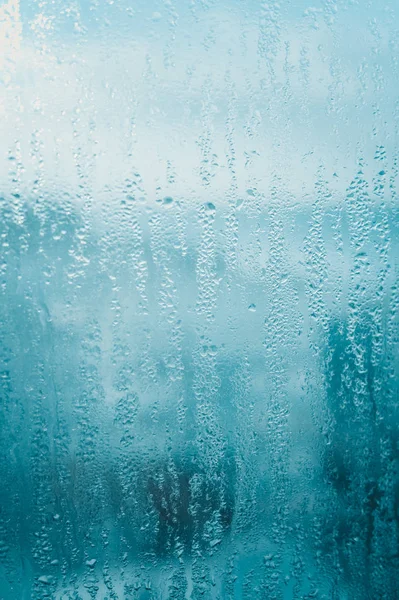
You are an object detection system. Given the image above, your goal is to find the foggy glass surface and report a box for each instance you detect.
[0,0,398,598]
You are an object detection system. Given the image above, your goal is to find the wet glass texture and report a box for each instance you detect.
[0,0,398,598]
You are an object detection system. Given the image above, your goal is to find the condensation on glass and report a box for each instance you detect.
[0,0,398,598]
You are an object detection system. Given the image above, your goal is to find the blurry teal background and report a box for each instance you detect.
[0,0,398,598]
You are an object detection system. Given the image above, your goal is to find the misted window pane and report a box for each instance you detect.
[0,1,398,598]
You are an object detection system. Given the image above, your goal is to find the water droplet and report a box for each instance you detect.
[86,558,97,568]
